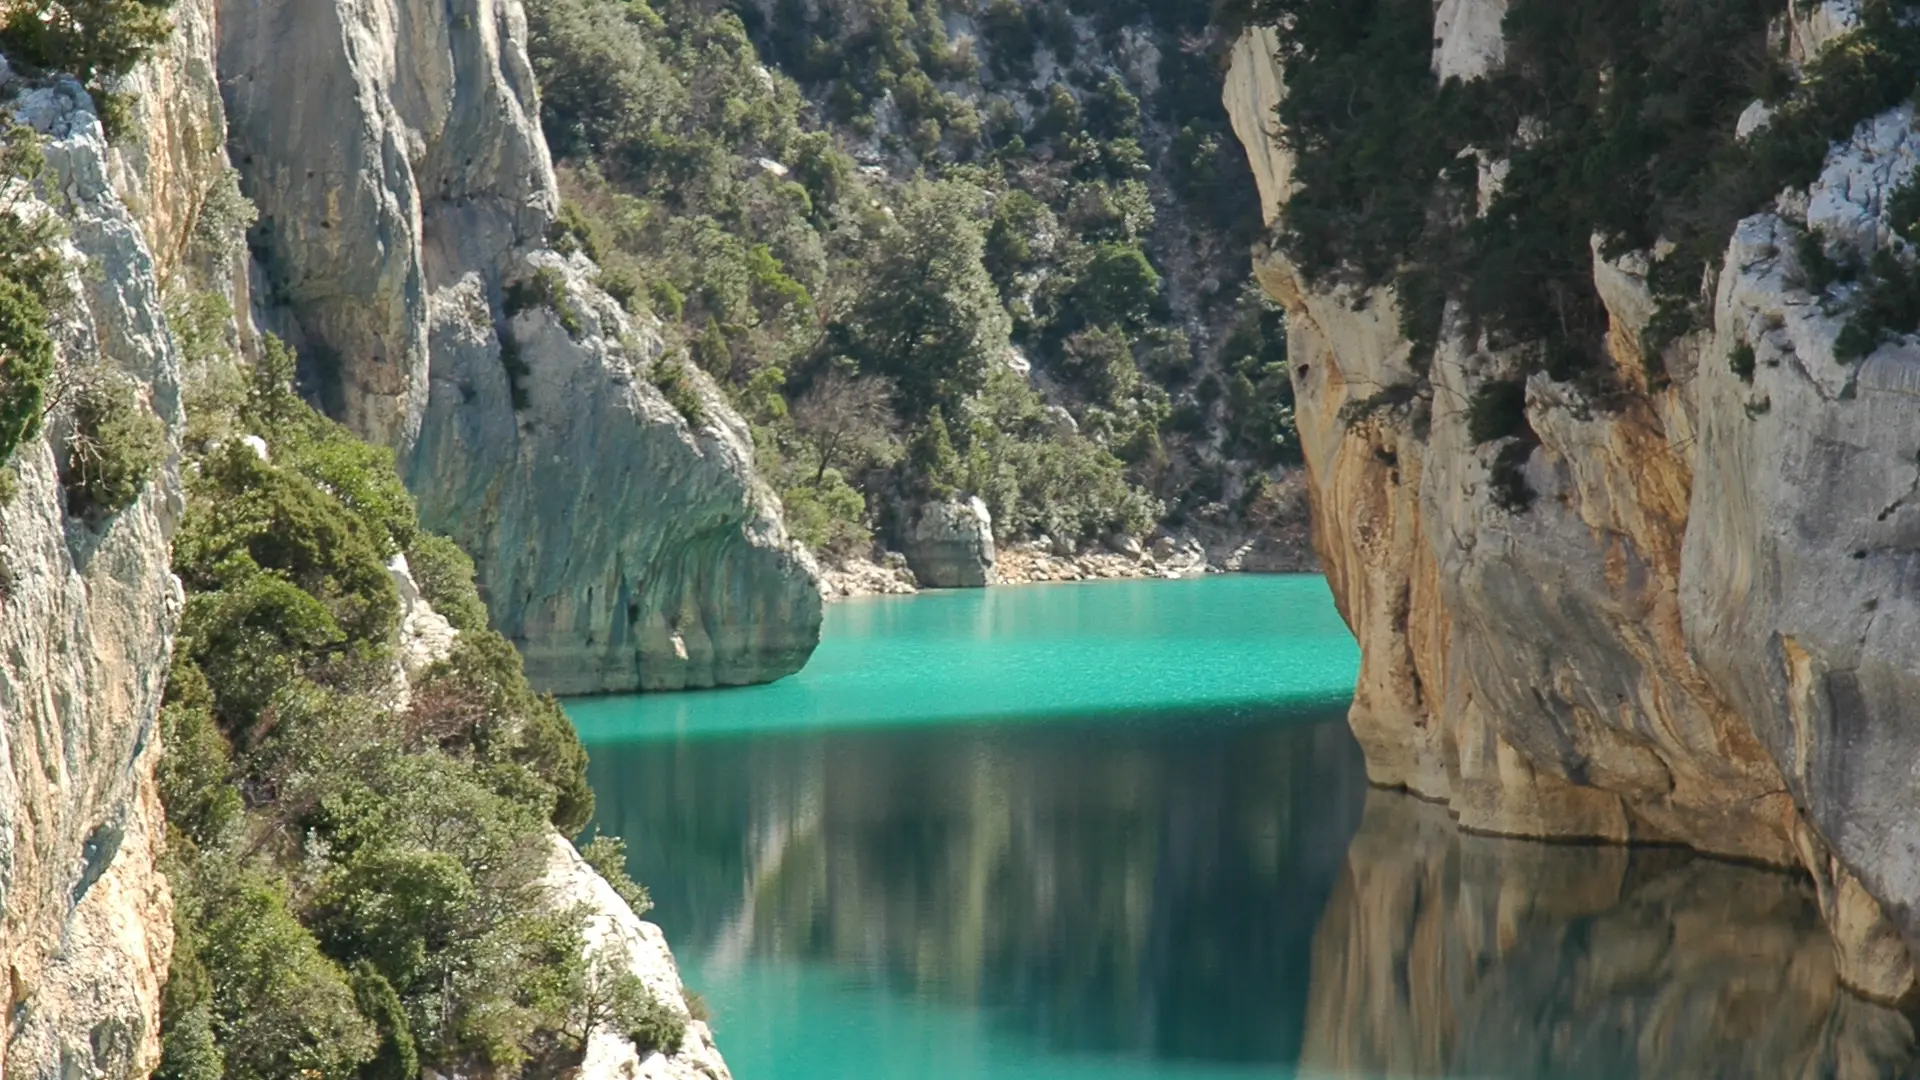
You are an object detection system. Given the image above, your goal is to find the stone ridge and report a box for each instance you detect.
[1227,0,1920,1002]
[217,0,821,695]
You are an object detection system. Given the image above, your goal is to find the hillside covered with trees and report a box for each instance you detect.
[522,0,1302,562]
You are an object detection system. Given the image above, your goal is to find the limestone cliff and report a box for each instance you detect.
[216,0,820,694]
[1,77,185,1080]
[1228,2,1920,1001]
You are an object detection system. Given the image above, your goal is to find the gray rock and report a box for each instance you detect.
[540,836,733,1080]
[2,77,183,1080]
[1680,109,1920,1001]
[901,497,996,588]
[388,553,458,684]
[216,0,821,693]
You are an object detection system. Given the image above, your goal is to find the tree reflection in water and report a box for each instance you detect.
[587,715,1919,1078]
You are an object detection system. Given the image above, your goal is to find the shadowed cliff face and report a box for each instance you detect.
[1224,2,1920,1001]
[216,0,821,694]
[1306,793,1918,1080]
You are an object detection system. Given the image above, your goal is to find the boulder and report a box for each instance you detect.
[900,497,996,588]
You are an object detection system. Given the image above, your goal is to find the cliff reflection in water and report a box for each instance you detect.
[1309,795,1918,1080]
[589,715,1918,1078]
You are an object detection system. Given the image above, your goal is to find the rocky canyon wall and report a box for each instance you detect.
[1227,1,1920,1002]
[6,0,759,1072]
[217,0,820,694]
[1,70,196,1080]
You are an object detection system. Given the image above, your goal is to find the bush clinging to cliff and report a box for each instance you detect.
[157,329,667,1077]
[0,119,70,493]
[1265,0,1920,500]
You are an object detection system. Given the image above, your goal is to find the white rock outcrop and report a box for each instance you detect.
[900,496,997,588]
[217,0,822,695]
[1432,0,1508,82]
[1224,26,1291,228]
[390,552,459,680]
[542,836,733,1080]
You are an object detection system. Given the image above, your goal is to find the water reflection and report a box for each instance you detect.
[587,716,1919,1078]
[592,706,1367,1064]
[1309,794,1917,1079]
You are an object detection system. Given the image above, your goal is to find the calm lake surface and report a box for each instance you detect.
[568,577,1918,1080]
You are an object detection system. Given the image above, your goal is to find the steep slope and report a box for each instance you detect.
[217,0,820,693]
[1,77,188,1080]
[1228,0,1920,1001]
[515,0,1314,584]
[4,1,745,1075]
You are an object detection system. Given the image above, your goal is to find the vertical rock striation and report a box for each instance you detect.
[216,0,821,694]
[1227,1,1920,1000]
[1,79,185,1080]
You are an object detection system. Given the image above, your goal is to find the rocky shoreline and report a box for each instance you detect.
[818,526,1317,601]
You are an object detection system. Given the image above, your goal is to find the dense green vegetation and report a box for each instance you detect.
[0,124,62,503]
[0,0,176,135]
[524,0,1295,555]
[154,320,676,1079]
[1251,0,1920,510]
[0,1,178,506]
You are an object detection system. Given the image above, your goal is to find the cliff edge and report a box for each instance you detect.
[1,75,185,1080]
[1228,0,1920,1001]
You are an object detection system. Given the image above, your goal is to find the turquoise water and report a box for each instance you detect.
[567,576,1360,742]
[571,577,1914,1080]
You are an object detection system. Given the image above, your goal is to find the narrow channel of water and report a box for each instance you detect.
[569,577,1917,1079]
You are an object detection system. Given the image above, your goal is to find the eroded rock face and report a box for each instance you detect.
[900,496,996,589]
[1226,6,1920,999]
[217,0,822,694]
[1,80,184,1080]
[1681,106,1920,1002]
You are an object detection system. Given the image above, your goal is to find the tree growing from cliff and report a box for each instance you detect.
[0,119,67,502]
[1,0,178,135]
[0,0,174,83]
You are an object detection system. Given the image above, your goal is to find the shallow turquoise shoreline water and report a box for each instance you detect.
[567,575,1360,742]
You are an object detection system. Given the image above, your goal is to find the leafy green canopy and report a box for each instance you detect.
[0,0,178,136]
[157,329,662,1080]
[523,0,1287,551]
[0,122,72,498]
[1260,0,1920,386]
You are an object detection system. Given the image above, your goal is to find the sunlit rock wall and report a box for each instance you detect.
[1226,0,1920,1001]
[216,0,821,694]
[1,75,190,1080]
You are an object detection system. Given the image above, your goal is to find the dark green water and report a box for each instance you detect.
[570,577,1918,1080]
